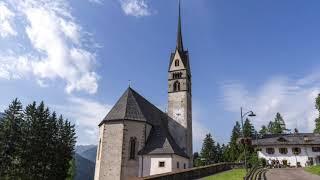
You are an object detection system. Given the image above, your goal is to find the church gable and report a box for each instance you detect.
[169,50,186,71]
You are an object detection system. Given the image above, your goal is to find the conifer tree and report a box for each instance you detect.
[0,99,76,179]
[216,143,223,162]
[259,125,268,136]
[200,133,217,165]
[228,121,241,162]
[243,118,255,138]
[314,94,320,133]
[274,112,287,133]
[0,99,24,178]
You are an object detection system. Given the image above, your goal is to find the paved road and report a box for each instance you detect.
[266,168,320,180]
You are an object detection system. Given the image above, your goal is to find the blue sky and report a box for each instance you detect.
[1,0,320,151]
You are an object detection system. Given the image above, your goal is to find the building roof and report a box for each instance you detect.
[138,113,189,158]
[252,133,320,146]
[100,87,189,158]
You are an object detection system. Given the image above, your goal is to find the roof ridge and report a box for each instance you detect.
[129,88,147,121]
[123,88,130,120]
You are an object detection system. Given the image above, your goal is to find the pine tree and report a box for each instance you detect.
[0,99,24,178]
[314,94,320,133]
[267,121,274,134]
[200,133,217,165]
[243,118,255,138]
[0,100,77,179]
[273,112,287,134]
[259,125,268,136]
[21,102,37,178]
[228,121,241,162]
[216,143,223,162]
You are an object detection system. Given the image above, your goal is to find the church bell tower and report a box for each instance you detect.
[167,0,193,166]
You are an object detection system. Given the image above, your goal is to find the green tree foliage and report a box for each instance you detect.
[273,112,287,133]
[261,113,288,135]
[0,99,24,178]
[314,94,320,133]
[66,159,76,180]
[200,133,217,165]
[243,118,255,138]
[193,152,202,167]
[259,125,268,136]
[0,99,76,180]
[228,121,242,162]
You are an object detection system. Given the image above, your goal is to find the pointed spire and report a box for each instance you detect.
[176,0,184,52]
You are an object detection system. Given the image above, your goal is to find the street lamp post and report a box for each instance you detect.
[240,107,256,172]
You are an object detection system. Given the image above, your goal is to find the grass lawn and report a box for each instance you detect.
[304,165,320,176]
[203,169,246,180]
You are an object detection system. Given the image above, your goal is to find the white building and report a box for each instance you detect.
[252,133,320,167]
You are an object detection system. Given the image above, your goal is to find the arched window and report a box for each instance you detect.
[129,137,137,160]
[173,81,180,92]
[175,59,179,67]
[173,72,182,79]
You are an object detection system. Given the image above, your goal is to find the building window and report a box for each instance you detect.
[173,72,182,79]
[129,137,136,160]
[97,139,101,160]
[292,147,301,155]
[173,81,180,92]
[312,147,320,152]
[159,161,165,167]
[175,59,179,66]
[279,148,288,154]
[177,162,180,168]
[184,163,186,169]
[266,148,275,154]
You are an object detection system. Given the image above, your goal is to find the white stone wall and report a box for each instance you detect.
[257,145,320,167]
[172,155,189,172]
[140,155,173,177]
[94,123,124,180]
[139,154,189,177]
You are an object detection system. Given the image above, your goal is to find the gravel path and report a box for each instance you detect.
[266,168,320,180]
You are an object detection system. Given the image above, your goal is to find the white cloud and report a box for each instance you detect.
[53,97,111,145]
[221,74,320,133]
[0,0,99,94]
[88,0,104,4]
[193,119,210,151]
[0,2,17,38]
[120,0,152,17]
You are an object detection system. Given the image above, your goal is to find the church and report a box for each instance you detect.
[94,2,193,180]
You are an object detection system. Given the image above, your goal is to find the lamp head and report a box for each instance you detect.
[248,111,256,117]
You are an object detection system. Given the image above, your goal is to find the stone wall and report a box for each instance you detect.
[141,163,243,180]
[122,120,147,178]
[94,122,124,180]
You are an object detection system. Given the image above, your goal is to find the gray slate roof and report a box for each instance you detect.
[100,87,188,158]
[252,133,320,146]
